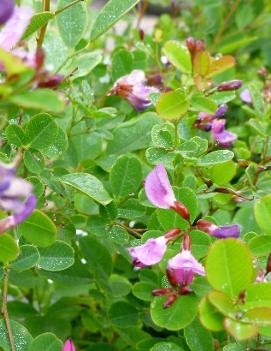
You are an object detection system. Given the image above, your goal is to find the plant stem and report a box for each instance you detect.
[37,0,51,48]
[210,0,241,51]
[2,268,15,351]
[54,0,84,16]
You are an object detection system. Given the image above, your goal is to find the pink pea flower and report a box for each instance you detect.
[196,219,240,239]
[196,104,228,131]
[240,88,252,105]
[211,119,237,148]
[167,235,205,287]
[0,163,36,233]
[108,69,159,111]
[0,6,33,52]
[63,339,76,351]
[0,0,15,25]
[144,164,190,220]
[128,236,167,270]
[128,228,181,269]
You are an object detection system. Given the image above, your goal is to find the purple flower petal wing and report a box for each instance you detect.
[144,164,176,209]
[211,224,240,238]
[240,89,252,104]
[0,6,33,51]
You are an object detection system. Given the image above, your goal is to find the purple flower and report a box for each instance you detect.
[240,88,252,105]
[0,6,33,51]
[167,236,205,287]
[215,104,228,118]
[0,0,15,25]
[196,219,240,239]
[196,104,227,130]
[63,339,76,351]
[144,164,190,220]
[128,235,167,269]
[212,119,237,148]
[217,80,243,92]
[0,163,36,233]
[108,70,159,111]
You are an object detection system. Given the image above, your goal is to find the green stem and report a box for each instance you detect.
[54,0,84,16]
[37,0,50,48]
[2,268,15,351]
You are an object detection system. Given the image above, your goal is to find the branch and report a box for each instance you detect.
[2,268,15,351]
[37,0,51,48]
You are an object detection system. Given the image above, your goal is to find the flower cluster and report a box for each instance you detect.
[0,5,63,88]
[0,163,36,233]
[108,70,159,112]
[127,164,240,307]
[195,104,237,147]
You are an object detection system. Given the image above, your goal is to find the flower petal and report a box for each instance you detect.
[0,6,33,51]
[62,339,76,351]
[144,164,176,209]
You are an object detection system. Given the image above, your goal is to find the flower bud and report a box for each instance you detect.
[163,293,177,308]
[164,228,181,240]
[0,0,14,26]
[171,201,190,221]
[266,253,271,275]
[217,80,243,91]
[152,288,171,296]
[186,37,196,54]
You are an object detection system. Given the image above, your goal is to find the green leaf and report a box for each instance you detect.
[157,91,189,120]
[68,50,103,80]
[39,241,75,272]
[254,195,271,235]
[151,295,198,330]
[10,89,65,113]
[57,0,88,48]
[150,342,184,351]
[184,318,214,351]
[248,83,264,116]
[27,333,62,351]
[156,209,189,231]
[151,122,176,149]
[25,113,58,150]
[23,12,54,39]
[5,125,29,147]
[163,40,192,73]
[106,112,160,157]
[11,245,39,272]
[90,0,140,41]
[190,94,217,114]
[224,318,258,340]
[209,161,237,185]
[61,173,112,205]
[110,155,142,198]
[79,236,112,282]
[17,210,57,248]
[109,274,131,297]
[244,283,271,309]
[0,48,31,76]
[132,281,156,301]
[111,49,133,81]
[207,291,235,316]
[243,307,271,325]
[206,239,253,298]
[199,297,224,332]
[198,150,234,166]
[0,234,19,263]
[109,301,139,328]
[0,319,33,351]
[223,344,243,351]
[23,150,45,174]
[248,235,271,256]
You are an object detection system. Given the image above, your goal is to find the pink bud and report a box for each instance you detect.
[63,339,76,351]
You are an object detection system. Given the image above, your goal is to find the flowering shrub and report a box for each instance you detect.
[0,0,271,350]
